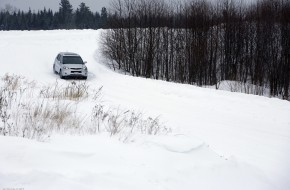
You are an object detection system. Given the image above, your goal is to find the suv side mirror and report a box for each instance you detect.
[84,61,87,64]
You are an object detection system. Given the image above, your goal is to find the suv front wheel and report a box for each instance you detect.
[59,69,65,79]
[53,64,57,74]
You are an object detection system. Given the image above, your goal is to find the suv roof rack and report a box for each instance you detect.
[60,52,80,56]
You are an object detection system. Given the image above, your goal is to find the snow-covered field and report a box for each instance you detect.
[0,30,290,190]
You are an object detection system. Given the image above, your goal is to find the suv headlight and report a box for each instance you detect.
[83,66,87,71]
[63,66,69,70]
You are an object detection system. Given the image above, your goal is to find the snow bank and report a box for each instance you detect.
[0,135,276,190]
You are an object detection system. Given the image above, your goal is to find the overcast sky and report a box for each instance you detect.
[0,0,109,12]
[0,0,256,13]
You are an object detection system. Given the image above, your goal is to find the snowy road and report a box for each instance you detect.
[0,30,290,190]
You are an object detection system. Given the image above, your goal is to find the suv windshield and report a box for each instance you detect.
[63,56,84,64]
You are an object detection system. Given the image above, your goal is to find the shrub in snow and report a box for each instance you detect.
[92,105,171,142]
[0,74,170,141]
[0,88,14,136]
[0,75,87,140]
[39,80,89,101]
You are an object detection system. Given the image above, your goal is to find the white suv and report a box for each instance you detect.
[53,52,88,79]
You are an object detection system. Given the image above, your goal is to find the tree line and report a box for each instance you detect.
[0,0,108,30]
[102,0,290,100]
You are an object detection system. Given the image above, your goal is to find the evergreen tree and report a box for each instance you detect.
[26,8,32,29]
[19,11,28,30]
[95,11,101,28]
[76,2,94,29]
[100,7,108,28]
[52,12,58,28]
[58,0,73,29]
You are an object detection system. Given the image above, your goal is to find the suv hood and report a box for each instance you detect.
[63,64,86,69]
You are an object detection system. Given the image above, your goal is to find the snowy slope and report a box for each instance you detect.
[0,30,290,190]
